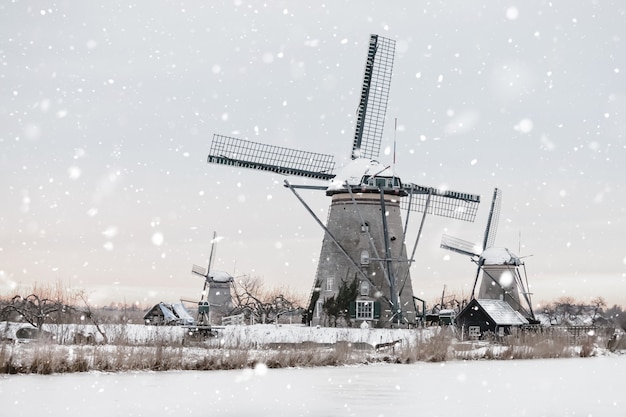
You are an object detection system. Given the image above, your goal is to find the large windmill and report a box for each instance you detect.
[207,34,481,327]
[440,188,535,320]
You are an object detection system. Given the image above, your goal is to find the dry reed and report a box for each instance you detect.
[0,327,611,374]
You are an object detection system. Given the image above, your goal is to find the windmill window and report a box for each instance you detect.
[360,222,369,233]
[360,281,370,296]
[360,250,370,265]
[315,300,323,319]
[325,277,334,291]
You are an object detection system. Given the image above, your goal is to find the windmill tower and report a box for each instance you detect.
[191,231,234,325]
[206,34,481,327]
[440,188,535,320]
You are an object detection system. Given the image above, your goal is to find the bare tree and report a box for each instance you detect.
[0,281,97,332]
[590,296,607,325]
[2,294,69,329]
[231,276,303,324]
[77,292,109,344]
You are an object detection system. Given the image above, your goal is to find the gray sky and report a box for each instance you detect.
[1,1,625,309]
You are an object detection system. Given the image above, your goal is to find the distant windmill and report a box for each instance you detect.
[440,188,535,320]
[191,231,234,326]
[206,34,482,327]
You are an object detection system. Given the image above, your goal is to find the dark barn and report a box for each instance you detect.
[456,298,529,340]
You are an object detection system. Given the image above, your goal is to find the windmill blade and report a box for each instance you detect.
[191,264,207,277]
[440,234,481,258]
[401,183,481,222]
[352,34,395,160]
[207,134,336,181]
[482,188,502,250]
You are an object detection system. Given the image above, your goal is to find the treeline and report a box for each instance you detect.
[2,282,625,331]
[540,296,626,329]
[0,277,307,329]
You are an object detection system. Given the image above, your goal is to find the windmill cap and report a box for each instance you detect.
[480,247,522,266]
[208,270,234,282]
[327,158,399,191]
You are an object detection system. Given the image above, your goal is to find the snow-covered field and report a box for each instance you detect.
[1,355,624,416]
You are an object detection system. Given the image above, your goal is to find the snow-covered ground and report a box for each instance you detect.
[1,355,624,416]
[1,321,428,348]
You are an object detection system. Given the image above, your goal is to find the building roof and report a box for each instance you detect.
[472,299,529,326]
[143,302,195,325]
[480,247,522,266]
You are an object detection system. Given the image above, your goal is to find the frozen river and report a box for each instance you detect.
[1,355,624,416]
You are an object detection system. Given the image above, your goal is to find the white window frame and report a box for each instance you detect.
[469,326,481,339]
[325,277,334,291]
[356,300,374,320]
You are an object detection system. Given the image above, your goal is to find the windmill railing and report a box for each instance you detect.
[326,183,408,197]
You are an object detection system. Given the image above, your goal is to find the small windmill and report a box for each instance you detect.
[191,231,234,326]
[207,34,482,327]
[440,188,535,319]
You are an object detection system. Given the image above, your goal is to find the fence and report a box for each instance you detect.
[221,314,245,326]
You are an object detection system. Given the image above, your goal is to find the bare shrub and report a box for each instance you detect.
[579,337,596,358]
[399,327,454,363]
[0,342,18,374]
[261,346,355,368]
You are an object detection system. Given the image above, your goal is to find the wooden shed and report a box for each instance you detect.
[456,298,529,340]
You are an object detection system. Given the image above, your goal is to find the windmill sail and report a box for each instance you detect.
[352,35,395,160]
[207,134,336,180]
[482,188,502,250]
[440,234,481,258]
[402,184,481,222]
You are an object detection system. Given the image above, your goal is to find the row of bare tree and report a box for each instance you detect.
[0,278,307,330]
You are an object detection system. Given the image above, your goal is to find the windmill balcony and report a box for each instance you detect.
[326,182,408,197]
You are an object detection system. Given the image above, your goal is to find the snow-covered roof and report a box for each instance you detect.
[158,302,178,322]
[474,299,529,326]
[481,247,522,266]
[327,158,397,191]
[172,303,195,324]
[209,270,233,283]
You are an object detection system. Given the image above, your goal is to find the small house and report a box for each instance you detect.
[456,298,529,340]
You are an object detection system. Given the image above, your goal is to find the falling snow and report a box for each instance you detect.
[1,1,625,311]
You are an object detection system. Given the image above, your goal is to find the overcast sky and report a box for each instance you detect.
[1,1,625,309]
